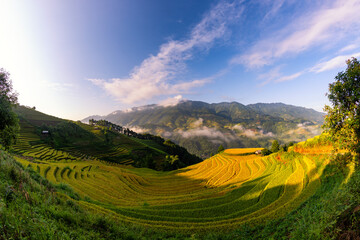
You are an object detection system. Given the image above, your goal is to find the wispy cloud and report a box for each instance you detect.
[128,126,151,134]
[262,0,286,22]
[275,71,304,83]
[257,65,304,85]
[339,44,359,53]
[231,124,274,138]
[310,52,360,73]
[41,80,75,91]
[232,0,360,68]
[257,66,282,86]
[191,118,204,128]
[90,0,244,105]
[258,51,360,85]
[177,126,237,143]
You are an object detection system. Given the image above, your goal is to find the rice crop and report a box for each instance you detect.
[13,147,330,232]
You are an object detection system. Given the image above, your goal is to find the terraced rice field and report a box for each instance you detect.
[12,120,133,164]
[15,148,326,232]
[13,131,81,162]
[224,148,263,155]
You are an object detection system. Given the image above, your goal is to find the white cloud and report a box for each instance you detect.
[339,44,359,53]
[231,124,244,132]
[41,80,75,91]
[128,126,151,134]
[257,66,282,86]
[258,50,360,85]
[310,52,360,73]
[287,123,321,136]
[232,0,360,68]
[158,95,185,107]
[163,131,173,138]
[275,71,304,83]
[191,118,204,128]
[262,0,286,22]
[258,66,304,85]
[231,124,274,138]
[90,1,244,105]
[177,126,237,143]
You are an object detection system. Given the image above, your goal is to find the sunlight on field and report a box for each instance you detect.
[11,114,332,232]
[14,146,328,231]
[224,148,263,155]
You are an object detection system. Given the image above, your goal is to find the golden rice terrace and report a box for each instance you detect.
[15,146,329,232]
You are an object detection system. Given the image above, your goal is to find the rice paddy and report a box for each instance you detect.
[11,107,335,232]
[12,119,134,164]
[14,145,328,232]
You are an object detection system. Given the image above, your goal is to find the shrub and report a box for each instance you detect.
[261,148,272,156]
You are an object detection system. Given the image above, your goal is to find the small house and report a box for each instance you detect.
[255,150,262,155]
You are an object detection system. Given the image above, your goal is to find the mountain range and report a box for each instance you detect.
[83,101,325,158]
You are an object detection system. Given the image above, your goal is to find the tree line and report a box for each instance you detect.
[89,119,203,170]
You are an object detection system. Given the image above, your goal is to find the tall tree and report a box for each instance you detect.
[323,58,360,158]
[271,140,280,153]
[0,69,19,149]
[217,144,225,153]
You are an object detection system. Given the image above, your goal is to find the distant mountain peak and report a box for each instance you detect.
[82,100,325,158]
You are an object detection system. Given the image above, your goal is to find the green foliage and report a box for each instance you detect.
[270,140,280,153]
[261,148,272,156]
[0,121,19,150]
[163,155,180,170]
[159,138,202,170]
[217,144,225,153]
[86,119,202,170]
[323,58,360,157]
[163,139,176,148]
[131,149,156,169]
[0,69,18,105]
[279,144,288,152]
[39,121,96,148]
[166,155,179,165]
[0,69,19,150]
[331,152,353,172]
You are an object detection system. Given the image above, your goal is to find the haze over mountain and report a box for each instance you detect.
[83,101,325,157]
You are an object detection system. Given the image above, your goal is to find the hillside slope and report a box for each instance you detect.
[83,101,325,158]
[12,106,201,171]
[1,136,359,239]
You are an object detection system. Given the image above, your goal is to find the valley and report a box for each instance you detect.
[83,101,325,158]
[7,105,349,230]
[0,103,358,239]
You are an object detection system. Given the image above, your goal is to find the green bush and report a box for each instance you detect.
[261,148,272,156]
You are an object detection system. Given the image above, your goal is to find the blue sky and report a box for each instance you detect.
[1,0,360,120]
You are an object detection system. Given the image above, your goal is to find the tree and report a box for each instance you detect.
[280,144,288,152]
[261,148,272,156]
[0,69,19,149]
[270,140,280,153]
[323,58,360,158]
[166,155,179,165]
[163,139,176,148]
[217,144,225,153]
